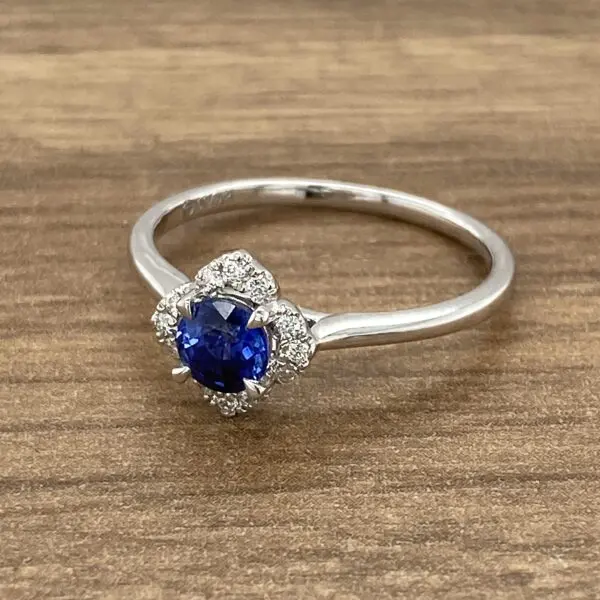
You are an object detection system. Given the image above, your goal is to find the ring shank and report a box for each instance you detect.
[130,178,515,350]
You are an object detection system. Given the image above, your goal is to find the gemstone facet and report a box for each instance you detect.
[175,297,269,393]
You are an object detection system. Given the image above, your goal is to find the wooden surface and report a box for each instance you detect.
[1,1,599,599]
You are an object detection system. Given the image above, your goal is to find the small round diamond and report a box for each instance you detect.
[277,316,307,341]
[196,268,224,292]
[279,342,312,368]
[176,297,270,393]
[244,271,277,303]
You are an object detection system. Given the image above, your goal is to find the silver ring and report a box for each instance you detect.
[130,178,515,417]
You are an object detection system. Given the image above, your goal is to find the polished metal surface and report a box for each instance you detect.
[130,178,515,350]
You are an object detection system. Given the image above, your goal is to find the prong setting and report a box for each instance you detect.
[243,378,267,399]
[171,365,191,383]
[247,301,279,329]
[175,290,196,319]
[151,250,316,417]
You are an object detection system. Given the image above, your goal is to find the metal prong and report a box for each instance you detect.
[220,286,240,297]
[172,365,191,383]
[247,301,278,329]
[176,290,196,319]
[244,378,267,399]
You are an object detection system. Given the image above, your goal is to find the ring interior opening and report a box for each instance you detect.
[131,178,513,349]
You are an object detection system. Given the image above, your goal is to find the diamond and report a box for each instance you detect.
[277,315,308,341]
[222,254,252,281]
[195,267,224,292]
[175,297,270,393]
[244,270,277,303]
[279,341,312,368]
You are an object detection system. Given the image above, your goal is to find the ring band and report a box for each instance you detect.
[130,178,515,416]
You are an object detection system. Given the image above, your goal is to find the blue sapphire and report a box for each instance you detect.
[175,297,269,393]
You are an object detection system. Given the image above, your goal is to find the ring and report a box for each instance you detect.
[130,178,515,417]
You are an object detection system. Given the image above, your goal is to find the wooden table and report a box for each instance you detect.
[1,1,599,598]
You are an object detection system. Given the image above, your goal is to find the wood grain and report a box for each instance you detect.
[1,1,599,598]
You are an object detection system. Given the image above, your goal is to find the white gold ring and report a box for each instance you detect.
[130,178,515,417]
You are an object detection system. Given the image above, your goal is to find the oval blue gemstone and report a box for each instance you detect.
[175,297,269,393]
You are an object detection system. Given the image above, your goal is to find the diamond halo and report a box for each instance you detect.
[151,250,316,416]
